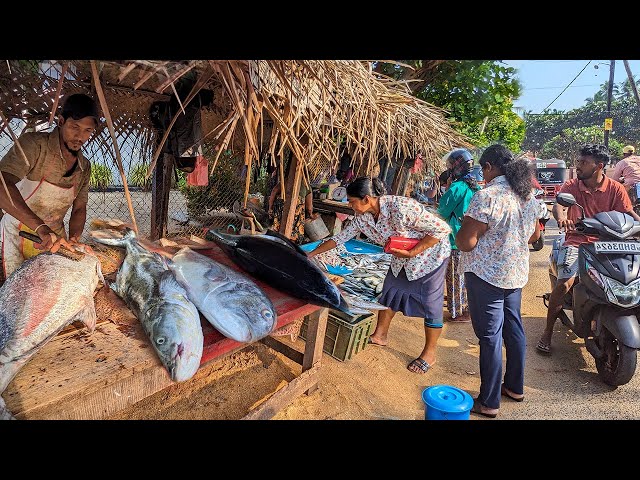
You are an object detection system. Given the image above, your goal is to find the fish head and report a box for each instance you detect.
[147,273,204,382]
[205,283,277,342]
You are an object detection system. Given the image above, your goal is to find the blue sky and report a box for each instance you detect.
[503,60,640,114]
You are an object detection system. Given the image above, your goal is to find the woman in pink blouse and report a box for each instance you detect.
[456,144,545,418]
[307,177,451,374]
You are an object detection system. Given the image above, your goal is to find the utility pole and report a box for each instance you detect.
[623,60,640,113]
[604,60,616,148]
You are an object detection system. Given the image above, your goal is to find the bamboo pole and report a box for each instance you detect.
[48,62,68,127]
[90,61,139,235]
[0,111,30,170]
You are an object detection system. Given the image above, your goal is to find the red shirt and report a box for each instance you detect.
[560,176,633,247]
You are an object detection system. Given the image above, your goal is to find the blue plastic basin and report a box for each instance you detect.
[299,239,383,255]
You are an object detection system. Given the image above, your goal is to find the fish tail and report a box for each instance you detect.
[90,227,137,248]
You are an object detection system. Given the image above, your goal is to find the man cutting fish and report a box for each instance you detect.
[0,93,98,278]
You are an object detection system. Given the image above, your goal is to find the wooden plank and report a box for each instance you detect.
[259,336,304,365]
[278,152,302,239]
[150,153,173,240]
[241,365,320,420]
[302,308,328,394]
[5,319,173,419]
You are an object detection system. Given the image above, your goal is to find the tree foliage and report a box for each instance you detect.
[375,60,525,150]
[539,126,623,166]
[524,75,640,162]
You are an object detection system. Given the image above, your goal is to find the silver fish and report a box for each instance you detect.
[168,247,277,343]
[91,229,203,383]
[0,252,103,420]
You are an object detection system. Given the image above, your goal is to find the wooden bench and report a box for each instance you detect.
[3,246,329,420]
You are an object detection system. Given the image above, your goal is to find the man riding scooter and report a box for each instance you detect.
[537,144,640,355]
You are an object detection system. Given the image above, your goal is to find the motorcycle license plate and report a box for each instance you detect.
[593,241,640,254]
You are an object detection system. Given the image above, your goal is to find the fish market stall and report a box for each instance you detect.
[2,245,329,420]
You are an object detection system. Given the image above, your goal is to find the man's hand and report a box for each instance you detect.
[33,227,73,253]
[309,212,320,220]
[388,247,414,259]
[557,218,576,232]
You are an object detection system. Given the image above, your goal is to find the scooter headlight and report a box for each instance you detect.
[585,262,605,289]
[603,276,640,307]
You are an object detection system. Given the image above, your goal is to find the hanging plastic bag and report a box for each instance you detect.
[186,154,209,186]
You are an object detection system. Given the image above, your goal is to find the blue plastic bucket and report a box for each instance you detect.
[422,385,473,420]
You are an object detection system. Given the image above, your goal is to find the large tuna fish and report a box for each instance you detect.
[168,247,277,343]
[91,229,203,383]
[206,229,357,315]
[0,252,103,420]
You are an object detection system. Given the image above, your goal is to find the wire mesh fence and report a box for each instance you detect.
[0,123,255,242]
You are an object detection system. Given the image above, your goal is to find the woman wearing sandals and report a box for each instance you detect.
[306,176,451,374]
[456,144,546,418]
[437,148,480,323]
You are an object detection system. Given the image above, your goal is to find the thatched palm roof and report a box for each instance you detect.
[0,60,471,178]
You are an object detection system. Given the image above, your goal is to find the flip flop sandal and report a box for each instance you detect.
[471,399,498,418]
[501,384,524,402]
[407,358,431,374]
[536,339,551,355]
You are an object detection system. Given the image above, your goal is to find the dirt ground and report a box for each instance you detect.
[107,220,640,421]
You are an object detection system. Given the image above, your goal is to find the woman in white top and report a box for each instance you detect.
[456,144,545,418]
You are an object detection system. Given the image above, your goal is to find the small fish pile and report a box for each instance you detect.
[314,249,392,303]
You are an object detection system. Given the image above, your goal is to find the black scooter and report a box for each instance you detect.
[544,193,640,386]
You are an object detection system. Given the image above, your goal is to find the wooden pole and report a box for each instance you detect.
[278,149,302,238]
[150,153,173,240]
[90,61,139,235]
[623,60,640,113]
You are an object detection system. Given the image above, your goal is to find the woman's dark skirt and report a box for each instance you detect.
[378,258,449,319]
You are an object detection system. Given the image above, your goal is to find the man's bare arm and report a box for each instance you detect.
[0,171,46,231]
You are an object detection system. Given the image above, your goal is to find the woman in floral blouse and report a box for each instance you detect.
[456,144,546,418]
[307,177,451,374]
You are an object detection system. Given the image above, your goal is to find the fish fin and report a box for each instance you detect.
[159,270,185,293]
[0,398,15,420]
[265,229,308,256]
[205,229,238,248]
[75,297,98,333]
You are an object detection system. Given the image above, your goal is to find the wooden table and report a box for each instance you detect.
[3,246,329,420]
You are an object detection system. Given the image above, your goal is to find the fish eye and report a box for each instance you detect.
[262,309,273,320]
[156,337,166,345]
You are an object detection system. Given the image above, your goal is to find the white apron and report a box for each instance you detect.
[1,178,76,278]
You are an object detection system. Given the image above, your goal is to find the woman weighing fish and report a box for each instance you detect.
[306,177,451,374]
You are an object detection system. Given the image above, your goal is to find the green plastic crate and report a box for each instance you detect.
[299,310,375,361]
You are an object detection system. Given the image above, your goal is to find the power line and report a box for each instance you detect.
[540,61,593,113]
[524,83,600,91]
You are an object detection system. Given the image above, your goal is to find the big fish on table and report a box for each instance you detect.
[0,252,104,420]
[206,229,362,315]
[91,228,203,383]
[168,247,277,343]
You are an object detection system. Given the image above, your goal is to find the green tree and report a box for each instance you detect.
[90,163,113,189]
[374,60,525,149]
[540,126,624,166]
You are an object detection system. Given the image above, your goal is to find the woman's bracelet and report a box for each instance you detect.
[34,223,48,234]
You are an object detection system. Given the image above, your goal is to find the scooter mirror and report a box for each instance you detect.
[556,193,576,208]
